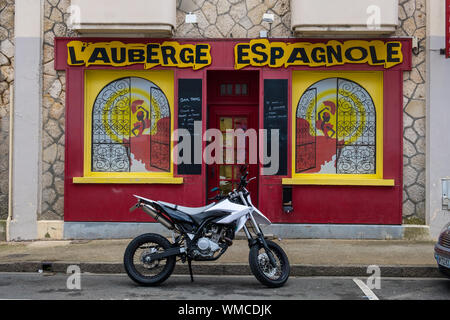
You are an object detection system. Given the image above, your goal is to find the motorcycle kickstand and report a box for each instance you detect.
[187,257,194,282]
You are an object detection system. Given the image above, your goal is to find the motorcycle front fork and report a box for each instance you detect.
[243,214,278,268]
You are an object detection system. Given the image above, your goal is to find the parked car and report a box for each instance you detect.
[435,222,450,278]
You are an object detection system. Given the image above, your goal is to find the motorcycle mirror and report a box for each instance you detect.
[239,165,248,174]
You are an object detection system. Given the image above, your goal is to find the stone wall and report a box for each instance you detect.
[40,0,75,220]
[395,0,426,224]
[35,0,426,223]
[175,0,291,38]
[0,0,14,220]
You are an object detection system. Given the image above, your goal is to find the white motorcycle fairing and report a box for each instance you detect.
[206,197,272,232]
[205,198,248,213]
[205,199,249,225]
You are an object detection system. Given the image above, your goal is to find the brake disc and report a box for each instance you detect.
[258,252,278,278]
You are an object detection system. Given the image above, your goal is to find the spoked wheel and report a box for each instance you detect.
[123,233,176,286]
[249,240,290,288]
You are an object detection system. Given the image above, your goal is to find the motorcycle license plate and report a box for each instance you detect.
[436,254,450,268]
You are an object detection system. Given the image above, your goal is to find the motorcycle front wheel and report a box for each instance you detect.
[249,240,290,288]
[123,233,176,286]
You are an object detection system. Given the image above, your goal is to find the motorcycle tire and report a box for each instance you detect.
[249,240,290,288]
[124,233,176,286]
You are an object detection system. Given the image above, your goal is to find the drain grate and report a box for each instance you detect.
[41,262,53,272]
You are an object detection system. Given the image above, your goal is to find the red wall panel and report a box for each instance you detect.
[56,38,411,224]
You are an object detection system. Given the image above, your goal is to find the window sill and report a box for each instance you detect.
[73,177,184,184]
[281,178,395,186]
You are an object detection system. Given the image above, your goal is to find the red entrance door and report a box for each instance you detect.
[207,105,258,203]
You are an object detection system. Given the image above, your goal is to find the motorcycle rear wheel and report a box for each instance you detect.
[249,240,290,288]
[124,233,176,286]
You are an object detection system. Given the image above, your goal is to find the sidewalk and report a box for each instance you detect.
[0,238,442,277]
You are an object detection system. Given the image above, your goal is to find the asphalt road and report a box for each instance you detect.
[0,272,448,300]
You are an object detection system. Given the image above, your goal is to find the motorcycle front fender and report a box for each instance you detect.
[235,208,271,234]
[235,215,247,233]
[251,207,271,225]
[245,191,271,225]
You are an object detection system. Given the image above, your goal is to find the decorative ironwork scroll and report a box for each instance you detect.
[295,77,376,175]
[91,76,171,173]
[92,78,131,172]
[336,79,376,174]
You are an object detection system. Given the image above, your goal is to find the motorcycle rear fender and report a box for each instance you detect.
[133,194,157,205]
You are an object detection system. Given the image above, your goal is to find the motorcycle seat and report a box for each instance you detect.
[157,201,215,216]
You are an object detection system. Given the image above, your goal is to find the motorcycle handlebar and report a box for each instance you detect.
[209,174,255,202]
[238,172,257,190]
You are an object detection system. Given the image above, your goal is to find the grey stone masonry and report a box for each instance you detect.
[395,0,426,224]
[40,0,76,220]
[176,0,291,38]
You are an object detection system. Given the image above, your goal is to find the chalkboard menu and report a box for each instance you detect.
[177,79,202,175]
[264,79,288,176]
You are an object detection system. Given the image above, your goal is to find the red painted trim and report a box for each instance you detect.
[260,69,292,180]
[257,70,264,207]
[173,69,179,177]
[174,68,207,201]
[58,38,409,224]
[207,105,259,203]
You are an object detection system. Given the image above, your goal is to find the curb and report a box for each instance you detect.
[0,262,444,278]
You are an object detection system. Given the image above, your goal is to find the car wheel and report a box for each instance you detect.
[438,265,450,278]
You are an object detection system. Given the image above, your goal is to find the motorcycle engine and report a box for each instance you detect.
[192,225,222,258]
[195,237,220,256]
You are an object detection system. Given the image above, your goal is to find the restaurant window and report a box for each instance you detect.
[220,83,248,96]
[292,71,383,180]
[83,70,174,179]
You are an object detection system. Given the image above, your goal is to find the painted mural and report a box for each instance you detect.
[92,77,170,172]
[296,77,376,174]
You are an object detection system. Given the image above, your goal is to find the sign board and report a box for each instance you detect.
[234,39,403,70]
[263,79,288,176]
[67,41,212,70]
[177,79,202,175]
[67,39,404,70]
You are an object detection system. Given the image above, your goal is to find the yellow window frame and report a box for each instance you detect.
[73,69,182,184]
[282,71,393,186]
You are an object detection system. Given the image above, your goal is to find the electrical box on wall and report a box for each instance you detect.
[283,186,293,213]
[443,179,450,210]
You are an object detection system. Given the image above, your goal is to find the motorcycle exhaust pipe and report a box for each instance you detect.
[142,204,175,230]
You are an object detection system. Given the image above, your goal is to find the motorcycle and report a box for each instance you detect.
[124,166,290,288]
